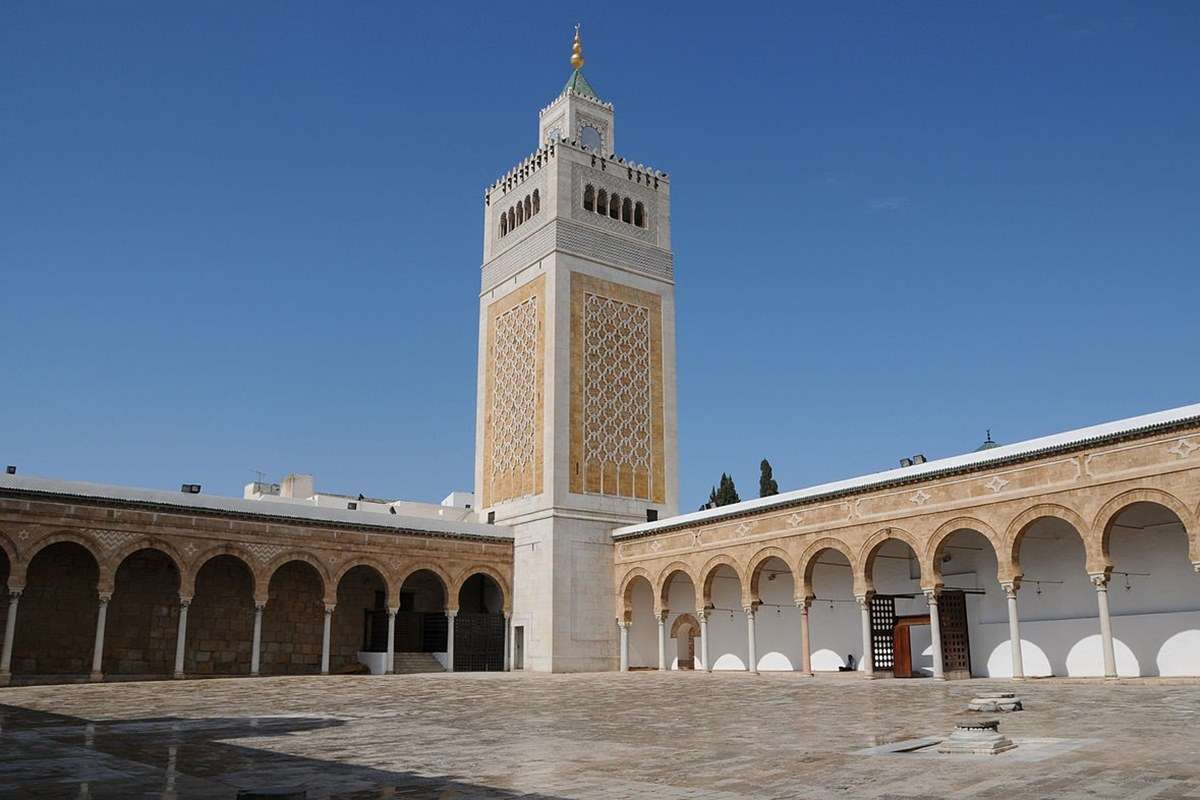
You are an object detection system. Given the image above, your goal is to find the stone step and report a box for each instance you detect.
[392,652,445,674]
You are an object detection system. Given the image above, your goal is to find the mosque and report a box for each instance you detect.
[1,31,1198,685]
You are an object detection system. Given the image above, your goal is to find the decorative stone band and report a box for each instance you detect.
[481,219,673,292]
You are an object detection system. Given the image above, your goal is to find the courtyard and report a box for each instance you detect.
[2,673,1200,799]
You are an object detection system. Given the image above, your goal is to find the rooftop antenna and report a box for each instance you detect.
[253,469,268,484]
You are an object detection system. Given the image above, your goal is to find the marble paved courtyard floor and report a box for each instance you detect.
[2,671,1200,799]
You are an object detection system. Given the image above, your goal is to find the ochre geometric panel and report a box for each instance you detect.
[483,275,545,506]
[569,272,665,503]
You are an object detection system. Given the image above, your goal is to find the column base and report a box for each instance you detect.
[173,672,186,680]
[799,671,814,677]
[88,671,104,682]
[0,672,9,686]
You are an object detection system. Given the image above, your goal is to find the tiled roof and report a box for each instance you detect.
[0,474,513,542]
[563,69,601,101]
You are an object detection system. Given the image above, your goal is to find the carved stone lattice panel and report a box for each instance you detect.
[483,275,545,506]
[569,273,665,503]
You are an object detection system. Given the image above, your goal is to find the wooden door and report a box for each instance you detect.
[893,625,913,678]
[939,590,972,679]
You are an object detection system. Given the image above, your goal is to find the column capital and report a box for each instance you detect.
[655,609,668,623]
[616,619,630,630]
[696,609,710,622]
[254,600,267,611]
[178,595,193,607]
[323,603,336,614]
[742,605,756,617]
[502,611,511,620]
[446,608,459,619]
[1000,579,1021,596]
[1089,572,1110,589]
[795,597,812,611]
[854,591,874,607]
[387,606,399,616]
[7,587,22,600]
[1192,561,1200,574]
[97,591,112,603]
[922,587,940,603]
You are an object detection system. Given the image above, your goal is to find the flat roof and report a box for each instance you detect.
[0,474,513,542]
[613,401,1200,540]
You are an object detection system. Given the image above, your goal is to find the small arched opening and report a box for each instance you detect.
[634,201,646,228]
[188,554,255,676]
[609,193,620,219]
[621,197,632,223]
[261,560,325,675]
[105,548,182,678]
[332,564,388,673]
[395,569,450,672]
[455,573,506,671]
[583,185,595,212]
[14,541,100,677]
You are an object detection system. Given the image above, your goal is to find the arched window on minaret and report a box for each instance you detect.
[516,202,524,225]
[532,189,540,215]
[508,207,516,230]
[621,197,632,224]
[634,202,645,228]
[583,185,594,211]
[524,196,532,220]
[500,215,508,236]
[609,193,620,219]
[596,189,608,214]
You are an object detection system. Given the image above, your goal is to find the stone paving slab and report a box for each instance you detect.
[1,672,1199,798]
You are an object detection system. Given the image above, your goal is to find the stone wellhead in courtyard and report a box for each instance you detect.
[3,17,1200,800]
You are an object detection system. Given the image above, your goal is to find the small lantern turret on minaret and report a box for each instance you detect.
[538,24,615,153]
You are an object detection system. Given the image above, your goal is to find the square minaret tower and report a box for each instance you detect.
[474,29,678,671]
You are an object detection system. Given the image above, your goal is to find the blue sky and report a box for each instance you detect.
[2,2,1198,507]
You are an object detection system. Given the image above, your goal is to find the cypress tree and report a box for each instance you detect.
[759,459,779,498]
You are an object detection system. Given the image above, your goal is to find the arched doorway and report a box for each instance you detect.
[931,528,1002,678]
[623,573,656,669]
[670,614,699,669]
[14,541,100,677]
[395,569,449,672]
[454,573,505,671]
[865,537,928,678]
[1106,501,1195,676]
[804,547,859,672]
[332,565,388,673]
[749,556,799,671]
[703,562,748,671]
[1013,515,1096,676]
[105,548,181,678]
[261,561,325,675]
[188,554,255,676]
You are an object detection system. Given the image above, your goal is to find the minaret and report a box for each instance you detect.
[474,29,677,671]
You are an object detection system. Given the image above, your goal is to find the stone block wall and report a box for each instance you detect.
[13,542,98,674]
[103,550,180,676]
[260,561,324,675]
[331,566,385,671]
[185,554,255,675]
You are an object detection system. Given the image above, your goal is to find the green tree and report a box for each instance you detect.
[759,459,779,498]
[712,472,740,506]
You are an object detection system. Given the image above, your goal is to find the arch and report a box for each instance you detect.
[583,184,595,211]
[746,546,794,605]
[634,201,645,228]
[183,543,259,599]
[654,561,698,612]
[621,196,632,223]
[1093,487,1196,564]
[523,196,531,220]
[19,532,103,588]
[396,562,454,607]
[263,551,331,600]
[925,517,1005,587]
[1004,503,1093,577]
[699,553,744,608]
[516,202,524,225]
[609,193,620,219]
[858,527,923,592]
[618,567,653,622]
[500,215,508,236]
[107,538,187,593]
[332,556,394,600]
[0,530,18,589]
[508,207,515,230]
[532,189,540,215]
[797,537,857,601]
[596,189,608,213]
[671,612,699,638]
[452,564,511,613]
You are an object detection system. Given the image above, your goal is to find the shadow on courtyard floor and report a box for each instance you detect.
[0,704,568,800]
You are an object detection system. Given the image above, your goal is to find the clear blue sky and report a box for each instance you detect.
[3,2,1198,507]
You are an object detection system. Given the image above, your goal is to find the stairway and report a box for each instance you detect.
[392,652,445,674]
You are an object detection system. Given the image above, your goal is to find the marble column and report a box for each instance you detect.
[446,610,457,673]
[925,588,945,680]
[250,602,265,676]
[657,612,667,671]
[90,592,111,681]
[699,610,710,673]
[0,589,21,685]
[173,596,191,679]
[320,603,334,675]
[618,620,630,672]
[385,607,397,674]
[745,606,758,674]
[503,613,511,672]
[856,593,874,678]
[1001,581,1024,679]
[798,597,813,675]
[1091,573,1118,678]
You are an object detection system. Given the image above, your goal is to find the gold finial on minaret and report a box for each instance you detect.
[571,24,585,70]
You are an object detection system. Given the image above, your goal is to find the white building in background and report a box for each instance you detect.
[243,473,475,522]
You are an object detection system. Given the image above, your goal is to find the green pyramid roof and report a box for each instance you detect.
[563,69,601,102]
